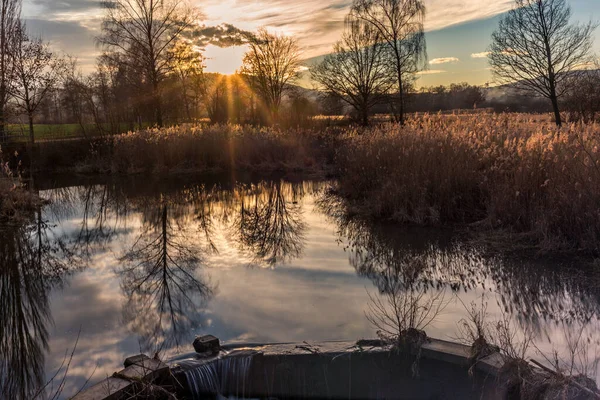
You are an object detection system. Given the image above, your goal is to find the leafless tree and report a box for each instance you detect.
[562,62,600,123]
[97,0,199,127]
[312,16,395,126]
[11,24,65,145]
[489,0,596,126]
[169,40,205,121]
[240,28,301,125]
[351,0,427,125]
[0,0,20,140]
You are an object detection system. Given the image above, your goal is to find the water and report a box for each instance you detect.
[178,350,257,398]
[0,173,598,399]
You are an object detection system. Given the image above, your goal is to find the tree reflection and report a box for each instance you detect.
[0,208,78,399]
[321,192,600,337]
[119,199,215,353]
[233,181,307,266]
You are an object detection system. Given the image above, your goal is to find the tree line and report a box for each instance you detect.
[0,0,598,145]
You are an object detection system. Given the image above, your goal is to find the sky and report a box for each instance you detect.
[21,0,600,88]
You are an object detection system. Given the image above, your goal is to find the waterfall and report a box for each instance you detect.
[177,350,258,399]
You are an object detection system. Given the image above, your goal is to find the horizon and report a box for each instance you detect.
[22,0,600,88]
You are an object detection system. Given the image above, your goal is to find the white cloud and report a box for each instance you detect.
[417,69,447,75]
[430,57,459,65]
[471,52,491,59]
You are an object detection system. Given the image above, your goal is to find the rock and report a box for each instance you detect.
[193,335,220,354]
[124,354,150,368]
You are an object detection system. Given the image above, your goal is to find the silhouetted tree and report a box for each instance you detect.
[97,0,199,127]
[312,16,394,126]
[11,23,65,145]
[562,62,600,123]
[169,41,205,121]
[241,28,301,125]
[0,0,20,140]
[489,0,596,126]
[351,0,427,125]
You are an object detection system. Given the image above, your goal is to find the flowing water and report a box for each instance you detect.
[0,173,598,399]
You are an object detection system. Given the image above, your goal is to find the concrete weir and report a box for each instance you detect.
[73,336,508,399]
[170,337,507,399]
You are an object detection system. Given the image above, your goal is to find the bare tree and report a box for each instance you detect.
[489,0,596,126]
[351,0,427,125]
[312,17,395,126]
[240,28,301,125]
[169,40,204,121]
[11,24,64,145]
[97,0,199,127]
[562,62,600,123]
[0,0,20,140]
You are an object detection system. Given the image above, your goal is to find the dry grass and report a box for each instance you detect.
[0,147,41,222]
[76,124,332,175]
[334,114,600,254]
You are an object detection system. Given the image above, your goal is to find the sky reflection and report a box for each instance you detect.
[0,175,597,399]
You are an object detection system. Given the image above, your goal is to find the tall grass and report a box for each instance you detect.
[334,114,600,253]
[54,124,334,175]
[0,147,40,222]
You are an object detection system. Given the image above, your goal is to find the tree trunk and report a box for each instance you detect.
[397,65,405,126]
[0,105,5,142]
[550,91,562,127]
[28,111,34,146]
[361,105,369,126]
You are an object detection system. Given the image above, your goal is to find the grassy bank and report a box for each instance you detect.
[27,124,338,175]
[334,114,600,254]
[11,114,600,254]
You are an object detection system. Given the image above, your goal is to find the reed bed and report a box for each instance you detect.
[334,114,600,253]
[75,124,331,174]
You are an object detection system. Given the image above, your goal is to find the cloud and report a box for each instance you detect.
[471,52,491,59]
[30,0,104,13]
[21,0,520,72]
[187,23,254,48]
[429,57,459,65]
[417,69,447,75]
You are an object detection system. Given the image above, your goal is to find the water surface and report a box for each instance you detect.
[1,174,598,399]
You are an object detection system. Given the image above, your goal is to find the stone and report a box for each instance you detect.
[72,356,169,400]
[124,354,150,368]
[193,334,220,354]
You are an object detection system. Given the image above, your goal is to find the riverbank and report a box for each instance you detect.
[6,113,600,255]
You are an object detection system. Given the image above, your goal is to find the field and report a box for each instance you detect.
[1,123,141,142]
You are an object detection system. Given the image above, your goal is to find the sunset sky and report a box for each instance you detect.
[22,0,600,88]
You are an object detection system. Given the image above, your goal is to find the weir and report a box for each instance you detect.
[169,338,506,399]
[73,335,599,399]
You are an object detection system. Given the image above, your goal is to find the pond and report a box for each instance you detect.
[1,173,599,399]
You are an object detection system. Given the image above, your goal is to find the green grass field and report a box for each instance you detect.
[3,123,137,142]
